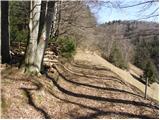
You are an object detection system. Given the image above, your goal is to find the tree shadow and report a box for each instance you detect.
[45,79,157,119]
[53,64,160,104]
[70,61,124,78]
[52,66,144,98]
[20,87,51,119]
[70,61,111,71]
[53,64,127,86]
[59,72,144,98]
[46,73,158,110]
[76,110,155,119]
[131,73,146,84]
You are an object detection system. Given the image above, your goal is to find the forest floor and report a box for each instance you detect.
[1,49,159,119]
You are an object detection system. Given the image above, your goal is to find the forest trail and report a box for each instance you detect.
[1,49,159,119]
[74,50,159,101]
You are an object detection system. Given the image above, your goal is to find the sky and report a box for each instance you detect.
[89,0,159,24]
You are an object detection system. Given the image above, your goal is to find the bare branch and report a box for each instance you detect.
[119,0,158,9]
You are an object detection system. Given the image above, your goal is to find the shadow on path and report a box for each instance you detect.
[58,70,144,98]
[20,87,51,119]
[45,77,156,119]
[46,73,158,110]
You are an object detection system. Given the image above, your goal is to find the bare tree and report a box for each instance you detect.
[21,0,42,73]
[21,1,55,74]
[34,1,55,72]
[118,0,159,20]
[55,1,98,50]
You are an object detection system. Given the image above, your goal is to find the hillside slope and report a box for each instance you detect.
[96,21,159,80]
[74,50,159,101]
[1,49,159,119]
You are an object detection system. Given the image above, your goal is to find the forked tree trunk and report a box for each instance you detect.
[34,1,55,72]
[21,0,42,73]
[1,1,10,63]
[21,1,55,74]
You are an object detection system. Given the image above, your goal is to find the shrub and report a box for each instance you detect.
[56,36,76,58]
[108,43,127,69]
[143,60,158,84]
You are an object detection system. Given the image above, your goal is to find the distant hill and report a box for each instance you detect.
[96,20,159,82]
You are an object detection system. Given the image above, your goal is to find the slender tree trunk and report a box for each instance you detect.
[50,1,59,37]
[51,1,61,40]
[1,1,10,63]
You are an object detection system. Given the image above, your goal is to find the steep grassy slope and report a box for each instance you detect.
[74,50,159,101]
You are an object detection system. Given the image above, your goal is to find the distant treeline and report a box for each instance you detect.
[97,20,159,83]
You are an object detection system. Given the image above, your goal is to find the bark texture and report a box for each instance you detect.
[22,1,55,74]
[34,1,55,71]
[22,0,42,73]
[50,1,61,39]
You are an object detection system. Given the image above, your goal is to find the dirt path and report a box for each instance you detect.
[1,60,159,119]
[74,50,159,101]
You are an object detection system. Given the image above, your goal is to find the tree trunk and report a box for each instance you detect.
[50,1,59,38]
[34,1,55,72]
[21,1,55,74]
[0,1,1,64]
[21,0,42,73]
[1,1,10,63]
